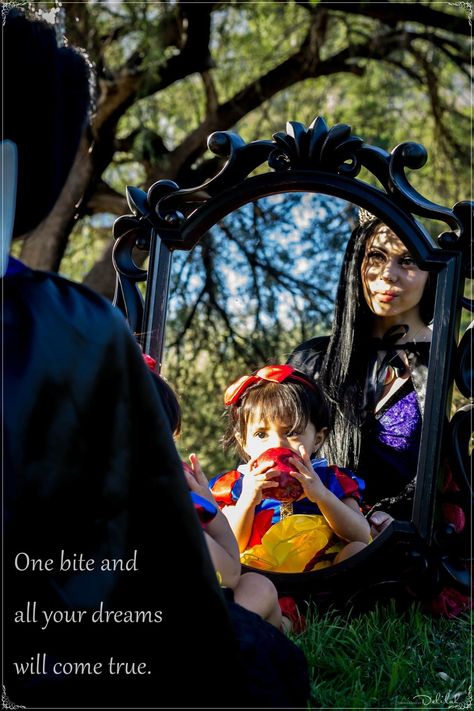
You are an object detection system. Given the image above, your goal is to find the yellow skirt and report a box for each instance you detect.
[240,514,343,573]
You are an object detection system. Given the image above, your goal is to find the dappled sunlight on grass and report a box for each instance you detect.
[293,602,472,709]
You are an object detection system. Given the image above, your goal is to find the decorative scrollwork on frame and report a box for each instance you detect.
[112,112,473,355]
[1,684,26,710]
[112,215,148,334]
[271,117,364,175]
[156,115,472,250]
[113,114,473,256]
[112,180,183,330]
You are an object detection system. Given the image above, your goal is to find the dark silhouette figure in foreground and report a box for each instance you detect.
[2,8,309,708]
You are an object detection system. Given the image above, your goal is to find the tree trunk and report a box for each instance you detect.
[20,135,94,271]
[82,242,117,301]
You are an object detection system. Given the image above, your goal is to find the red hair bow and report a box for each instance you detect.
[224,364,316,406]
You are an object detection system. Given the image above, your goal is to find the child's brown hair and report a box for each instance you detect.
[223,375,330,462]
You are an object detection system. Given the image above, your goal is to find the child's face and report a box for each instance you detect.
[241,415,326,462]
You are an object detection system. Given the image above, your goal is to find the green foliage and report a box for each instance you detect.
[56,1,470,280]
[60,218,110,284]
[48,1,471,467]
[163,340,247,475]
[210,4,308,103]
[296,603,472,708]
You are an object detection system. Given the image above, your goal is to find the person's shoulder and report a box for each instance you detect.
[41,269,117,312]
[291,335,330,356]
[8,265,129,340]
[286,335,330,377]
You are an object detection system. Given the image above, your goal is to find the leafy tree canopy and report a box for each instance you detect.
[14,0,471,470]
[19,0,470,281]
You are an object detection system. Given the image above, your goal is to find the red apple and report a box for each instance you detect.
[251,447,303,503]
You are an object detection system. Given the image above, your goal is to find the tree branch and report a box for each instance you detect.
[168,25,435,181]
[320,1,472,37]
[167,282,208,348]
[84,181,128,216]
[201,70,219,117]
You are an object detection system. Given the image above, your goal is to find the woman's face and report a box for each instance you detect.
[361,226,429,320]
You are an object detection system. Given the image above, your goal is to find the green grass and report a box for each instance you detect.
[294,603,472,709]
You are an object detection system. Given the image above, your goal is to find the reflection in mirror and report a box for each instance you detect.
[162,193,356,475]
[112,112,471,602]
[162,194,438,568]
[289,212,436,543]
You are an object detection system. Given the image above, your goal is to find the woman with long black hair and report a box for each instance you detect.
[288,212,436,536]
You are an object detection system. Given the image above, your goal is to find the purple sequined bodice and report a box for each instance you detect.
[377,388,421,451]
[359,380,422,513]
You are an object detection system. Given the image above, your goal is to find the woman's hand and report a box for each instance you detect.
[240,458,280,507]
[288,445,327,503]
[368,510,394,538]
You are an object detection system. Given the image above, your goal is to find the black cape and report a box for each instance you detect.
[4,264,309,708]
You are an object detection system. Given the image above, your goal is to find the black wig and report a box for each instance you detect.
[319,218,436,469]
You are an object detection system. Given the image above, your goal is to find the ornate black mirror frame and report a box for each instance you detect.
[112,117,472,609]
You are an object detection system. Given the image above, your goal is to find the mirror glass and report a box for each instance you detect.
[163,193,354,462]
[162,191,440,574]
